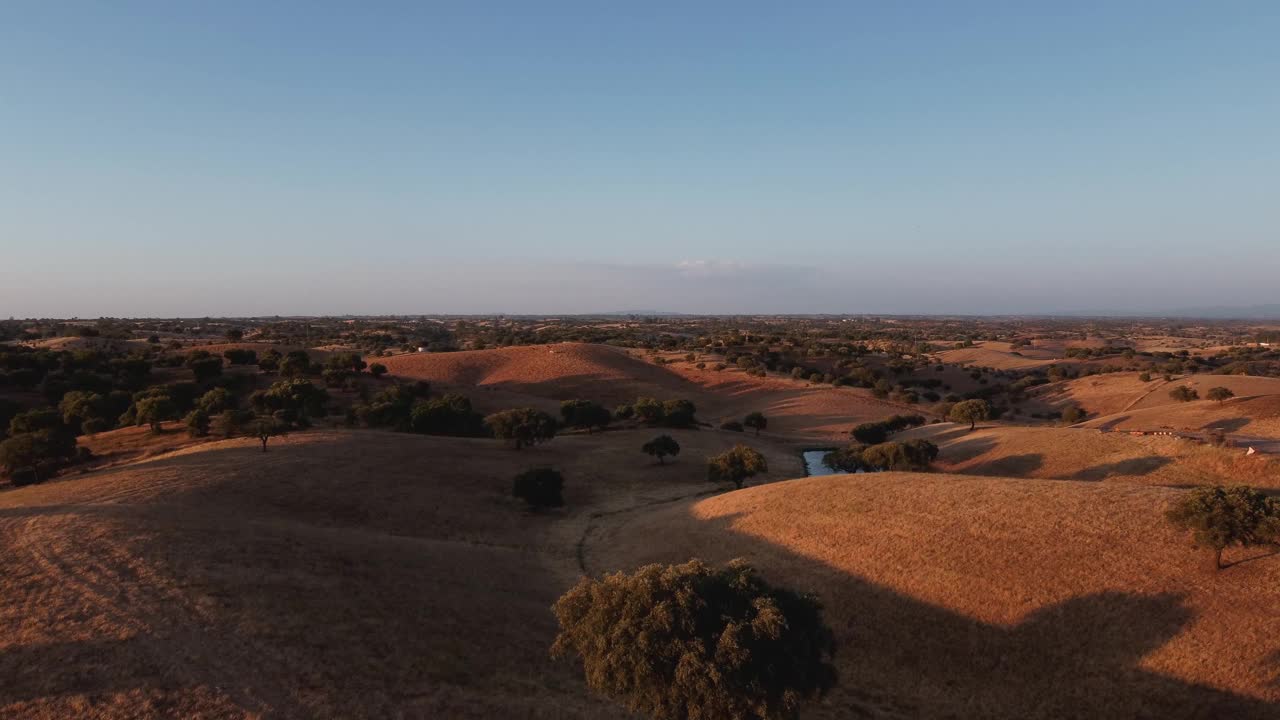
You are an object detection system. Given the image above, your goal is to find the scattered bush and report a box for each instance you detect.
[512,467,564,508]
[720,420,744,432]
[486,408,557,450]
[641,434,680,465]
[560,399,611,434]
[743,411,768,436]
[849,414,926,444]
[1207,386,1235,404]
[1169,386,1199,403]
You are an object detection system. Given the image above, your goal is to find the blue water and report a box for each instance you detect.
[802,449,838,476]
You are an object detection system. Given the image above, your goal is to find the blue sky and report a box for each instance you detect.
[2,1,1277,316]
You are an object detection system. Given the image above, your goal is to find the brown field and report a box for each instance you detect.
[0,428,802,719]
[593,473,1280,718]
[378,342,917,439]
[6,338,1280,719]
[935,341,1062,370]
[900,422,1280,488]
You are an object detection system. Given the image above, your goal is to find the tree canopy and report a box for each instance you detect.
[551,559,837,720]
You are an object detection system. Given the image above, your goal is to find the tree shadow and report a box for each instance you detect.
[1072,456,1174,481]
[612,510,1280,719]
[942,435,998,463]
[967,453,1045,477]
[1202,417,1251,433]
[1096,415,1131,431]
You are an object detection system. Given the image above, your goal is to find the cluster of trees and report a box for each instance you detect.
[824,439,938,473]
[551,559,837,720]
[0,409,84,485]
[487,408,558,450]
[614,397,698,428]
[560,399,611,434]
[849,414,926,444]
[354,382,487,438]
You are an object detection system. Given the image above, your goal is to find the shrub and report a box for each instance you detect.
[849,414,926,444]
[641,434,680,465]
[1207,386,1235,404]
[720,420,744,432]
[1169,386,1199,402]
[743,411,768,436]
[1165,485,1280,570]
[824,445,868,473]
[1060,405,1085,425]
[486,408,558,450]
[410,394,486,436]
[560,399,611,434]
[512,467,564,508]
[551,559,837,720]
[369,362,387,379]
[707,445,768,489]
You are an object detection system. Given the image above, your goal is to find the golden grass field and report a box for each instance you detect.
[3,342,1280,718]
[593,473,1280,719]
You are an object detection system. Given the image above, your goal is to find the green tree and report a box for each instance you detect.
[512,467,564,508]
[195,387,233,415]
[1169,386,1199,402]
[743,411,768,436]
[641,434,680,465]
[551,559,837,720]
[486,408,558,450]
[1060,405,1085,425]
[185,352,224,383]
[135,396,177,433]
[560,399,612,434]
[1166,485,1280,570]
[369,362,388,379]
[707,445,768,489]
[252,416,287,452]
[1206,386,1235,404]
[185,409,211,437]
[823,445,867,473]
[948,399,990,431]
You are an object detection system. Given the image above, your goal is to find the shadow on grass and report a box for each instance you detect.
[1072,456,1174,481]
[608,509,1280,719]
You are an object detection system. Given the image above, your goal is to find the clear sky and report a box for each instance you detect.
[2,1,1277,317]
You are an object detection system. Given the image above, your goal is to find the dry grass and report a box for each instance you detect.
[900,423,1280,488]
[0,428,802,719]
[593,473,1280,718]
[935,341,1062,370]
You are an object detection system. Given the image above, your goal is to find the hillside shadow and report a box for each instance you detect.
[1202,417,1251,433]
[1096,415,1131,431]
[968,453,1045,477]
[1073,456,1174,481]
[628,510,1280,719]
[942,435,998,463]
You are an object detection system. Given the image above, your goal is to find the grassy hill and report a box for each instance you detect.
[593,472,1280,719]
